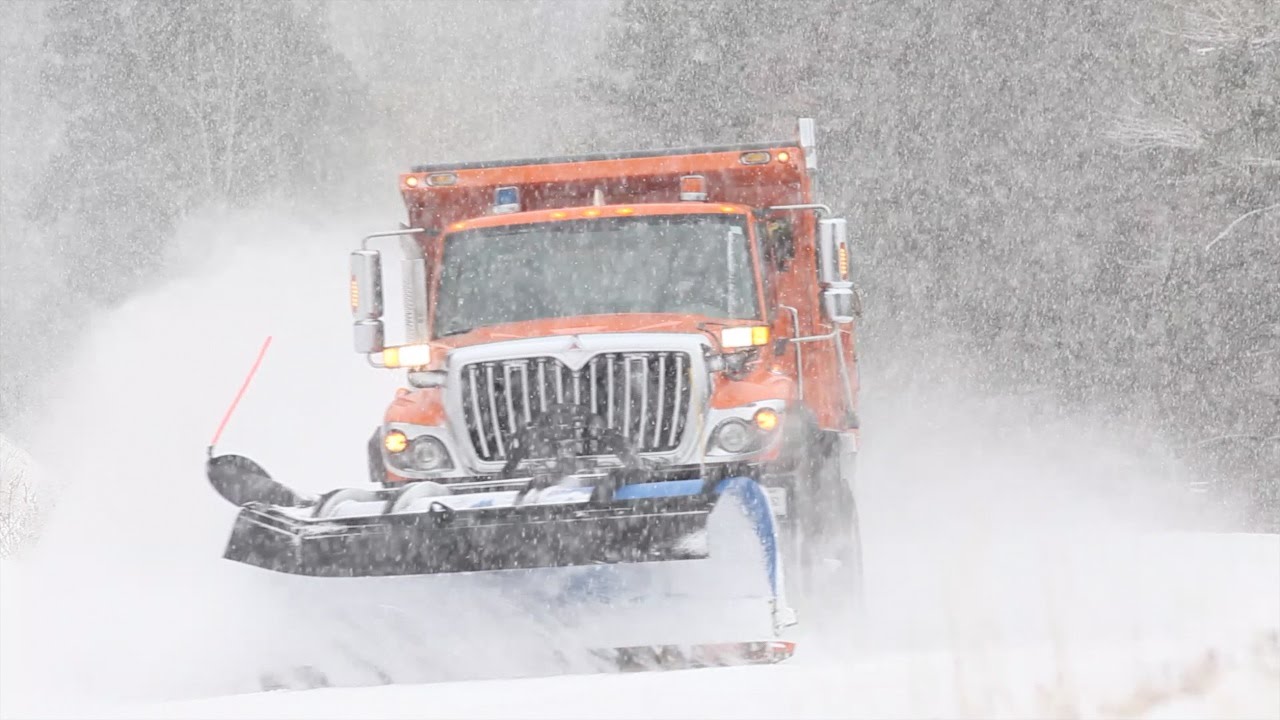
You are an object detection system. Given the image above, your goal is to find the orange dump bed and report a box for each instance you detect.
[399,143,811,232]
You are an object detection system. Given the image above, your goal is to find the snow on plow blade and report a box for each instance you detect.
[221,492,715,577]
[206,452,747,578]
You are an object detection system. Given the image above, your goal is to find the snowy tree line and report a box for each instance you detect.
[595,0,1277,524]
[0,0,1275,527]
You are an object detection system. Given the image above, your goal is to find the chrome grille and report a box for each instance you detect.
[460,352,693,462]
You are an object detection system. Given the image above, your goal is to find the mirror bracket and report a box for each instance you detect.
[350,228,428,357]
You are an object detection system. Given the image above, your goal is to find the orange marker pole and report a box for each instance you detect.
[208,336,273,456]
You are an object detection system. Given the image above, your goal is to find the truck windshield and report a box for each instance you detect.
[434,214,759,336]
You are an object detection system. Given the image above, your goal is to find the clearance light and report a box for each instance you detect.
[720,205,736,213]
[403,175,420,188]
[450,221,466,231]
[739,151,771,165]
[426,173,458,187]
[551,211,568,219]
[384,429,408,453]
[754,408,780,432]
[679,175,708,202]
[583,208,601,217]
[382,344,431,369]
[721,326,770,349]
[615,207,635,215]
[776,151,791,163]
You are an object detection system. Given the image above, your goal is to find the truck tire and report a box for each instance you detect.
[786,429,864,627]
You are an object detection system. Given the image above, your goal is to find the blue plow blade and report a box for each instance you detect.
[592,476,783,608]
[517,475,792,650]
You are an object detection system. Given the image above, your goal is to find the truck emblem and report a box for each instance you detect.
[560,335,593,371]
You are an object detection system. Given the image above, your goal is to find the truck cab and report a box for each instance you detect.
[350,120,861,571]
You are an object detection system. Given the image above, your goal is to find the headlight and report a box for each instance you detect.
[713,419,755,454]
[408,435,451,471]
[387,434,452,472]
[709,407,784,455]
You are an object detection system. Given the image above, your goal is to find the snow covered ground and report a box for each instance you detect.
[7,531,1275,720]
[2,213,1277,719]
[98,630,1280,720]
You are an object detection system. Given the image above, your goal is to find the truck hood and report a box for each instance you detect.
[430,314,756,354]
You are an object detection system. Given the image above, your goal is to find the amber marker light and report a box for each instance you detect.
[777,151,791,163]
[615,207,635,215]
[384,430,408,453]
[382,344,431,369]
[754,408,780,432]
[451,221,466,231]
[403,175,420,188]
[721,325,770,348]
[551,211,568,219]
[583,208,602,217]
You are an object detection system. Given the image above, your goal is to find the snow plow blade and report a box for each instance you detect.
[221,492,715,577]
[207,453,795,680]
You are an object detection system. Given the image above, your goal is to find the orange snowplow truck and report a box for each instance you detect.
[348,118,862,597]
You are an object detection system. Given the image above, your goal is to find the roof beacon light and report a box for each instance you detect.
[679,175,708,202]
[493,186,521,214]
[798,118,818,171]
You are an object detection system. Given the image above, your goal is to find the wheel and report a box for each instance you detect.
[784,428,864,627]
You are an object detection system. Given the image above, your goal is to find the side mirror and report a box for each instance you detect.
[350,249,385,353]
[817,217,856,325]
